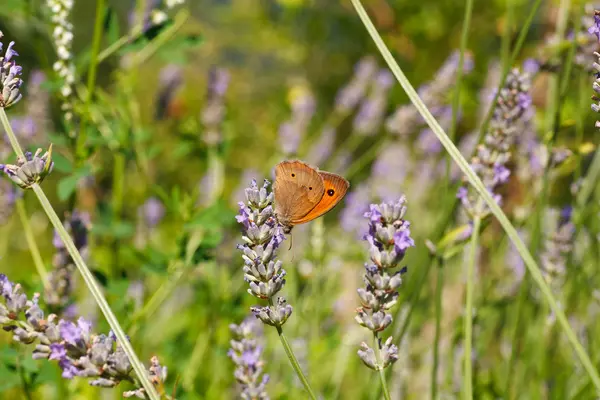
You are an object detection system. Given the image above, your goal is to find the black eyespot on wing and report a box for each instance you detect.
[291,173,295,177]
[327,189,335,196]
[309,186,312,190]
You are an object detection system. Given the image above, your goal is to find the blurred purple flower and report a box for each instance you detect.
[306,126,335,166]
[229,316,270,399]
[202,67,230,145]
[386,50,473,135]
[335,56,378,114]
[353,69,394,136]
[588,12,600,40]
[278,85,315,156]
[140,197,165,228]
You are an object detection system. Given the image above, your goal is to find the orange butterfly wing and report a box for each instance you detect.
[291,171,350,225]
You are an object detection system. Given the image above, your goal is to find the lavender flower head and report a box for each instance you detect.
[201,67,230,146]
[355,197,414,370]
[590,49,600,129]
[0,146,54,189]
[457,67,532,219]
[0,274,168,395]
[46,211,91,309]
[0,32,23,108]
[236,179,292,327]
[540,207,575,293]
[229,316,270,399]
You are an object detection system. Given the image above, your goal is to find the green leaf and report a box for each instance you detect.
[57,166,92,201]
[0,364,19,392]
[57,174,80,201]
[51,152,74,173]
[185,200,236,230]
[46,132,70,147]
[105,7,121,45]
[91,220,135,239]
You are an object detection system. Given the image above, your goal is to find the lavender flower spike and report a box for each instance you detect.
[0,145,54,189]
[229,316,270,399]
[236,179,292,327]
[356,197,414,370]
[0,274,168,396]
[457,67,532,219]
[0,32,24,108]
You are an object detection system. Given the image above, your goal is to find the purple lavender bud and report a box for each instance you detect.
[0,146,54,189]
[589,12,600,40]
[0,37,24,108]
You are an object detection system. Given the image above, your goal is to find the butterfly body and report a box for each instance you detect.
[274,160,350,233]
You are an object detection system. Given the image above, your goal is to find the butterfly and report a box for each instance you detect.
[273,160,350,234]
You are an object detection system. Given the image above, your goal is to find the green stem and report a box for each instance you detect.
[110,152,126,276]
[15,198,50,290]
[268,299,317,400]
[431,257,444,400]
[76,0,106,160]
[575,73,587,183]
[349,0,600,390]
[445,0,474,187]
[464,211,482,400]
[0,108,161,400]
[504,275,529,398]
[501,0,514,72]
[373,333,391,400]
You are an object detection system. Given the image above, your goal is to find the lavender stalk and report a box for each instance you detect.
[0,33,161,399]
[355,198,414,399]
[236,179,316,399]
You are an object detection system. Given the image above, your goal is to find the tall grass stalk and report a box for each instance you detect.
[0,108,161,400]
[76,0,106,160]
[431,257,444,400]
[445,0,474,187]
[464,210,482,400]
[349,0,600,390]
[15,198,49,290]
